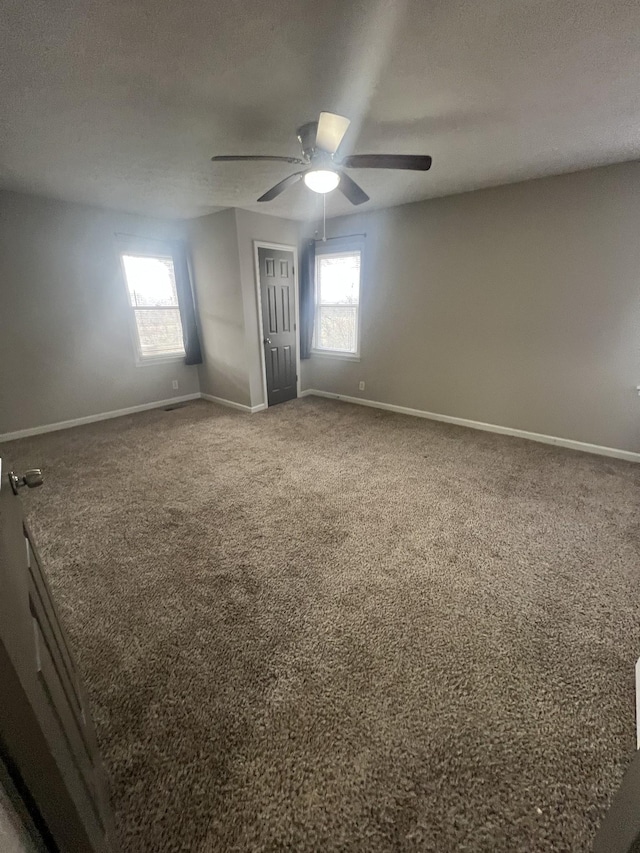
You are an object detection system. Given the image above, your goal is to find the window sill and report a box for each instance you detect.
[311,350,360,362]
[136,354,186,367]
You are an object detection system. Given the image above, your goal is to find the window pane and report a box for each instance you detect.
[122,255,179,307]
[317,252,360,304]
[317,306,357,352]
[134,308,184,357]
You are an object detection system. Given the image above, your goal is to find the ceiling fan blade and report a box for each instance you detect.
[257,171,306,202]
[338,172,370,206]
[315,112,351,154]
[211,155,305,164]
[338,154,432,171]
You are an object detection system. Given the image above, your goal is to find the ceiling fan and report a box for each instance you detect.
[211,111,432,206]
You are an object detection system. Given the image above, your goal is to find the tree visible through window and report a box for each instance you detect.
[121,254,185,361]
[313,249,361,355]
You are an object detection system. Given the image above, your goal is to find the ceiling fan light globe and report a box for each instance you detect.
[304,169,340,194]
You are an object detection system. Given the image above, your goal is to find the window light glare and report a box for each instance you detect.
[304,170,340,194]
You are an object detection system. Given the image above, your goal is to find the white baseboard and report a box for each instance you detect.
[0,394,202,443]
[300,389,640,463]
[636,658,640,750]
[5,386,634,462]
[0,390,270,443]
[200,393,266,414]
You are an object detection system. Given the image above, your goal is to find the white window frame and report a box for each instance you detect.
[118,246,186,366]
[312,238,363,361]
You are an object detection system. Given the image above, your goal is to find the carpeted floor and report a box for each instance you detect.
[1,397,639,852]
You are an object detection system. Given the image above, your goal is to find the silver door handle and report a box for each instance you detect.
[264,338,272,345]
[10,469,44,493]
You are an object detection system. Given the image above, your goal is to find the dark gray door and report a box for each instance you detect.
[258,247,297,406]
[0,460,118,852]
[593,747,640,852]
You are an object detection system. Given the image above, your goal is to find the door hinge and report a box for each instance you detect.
[294,323,297,331]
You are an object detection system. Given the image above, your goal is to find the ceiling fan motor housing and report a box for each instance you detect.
[296,122,318,161]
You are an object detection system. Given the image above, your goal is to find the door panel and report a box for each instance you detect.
[259,247,297,406]
[593,747,640,852]
[267,285,278,334]
[283,345,292,378]
[0,461,118,852]
[281,287,290,331]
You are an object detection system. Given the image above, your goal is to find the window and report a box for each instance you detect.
[313,246,362,357]
[120,253,185,362]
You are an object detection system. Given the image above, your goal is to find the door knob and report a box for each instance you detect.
[10,469,44,493]
[264,337,272,345]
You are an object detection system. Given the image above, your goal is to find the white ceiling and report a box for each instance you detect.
[2,0,640,222]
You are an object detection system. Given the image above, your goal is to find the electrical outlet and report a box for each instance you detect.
[358,381,365,391]
[172,379,179,390]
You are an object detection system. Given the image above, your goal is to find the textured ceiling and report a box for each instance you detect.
[2,0,640,221]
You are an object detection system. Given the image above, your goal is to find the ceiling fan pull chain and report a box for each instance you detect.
[323,192,326,242]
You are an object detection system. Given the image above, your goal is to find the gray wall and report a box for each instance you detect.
[189,208,299,409]
[301,162,640,453]
[189,208,251,405]
[0,191,199,435]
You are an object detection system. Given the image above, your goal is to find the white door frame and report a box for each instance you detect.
[253,240,301,408]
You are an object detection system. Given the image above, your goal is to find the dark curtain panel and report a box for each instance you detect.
[299,239,316,359]
[172,243,203,366]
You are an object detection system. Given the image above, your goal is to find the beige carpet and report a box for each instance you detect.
[2,397,639,852]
